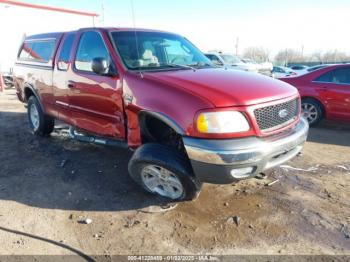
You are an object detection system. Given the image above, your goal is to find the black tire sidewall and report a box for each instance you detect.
[128,143,201,201]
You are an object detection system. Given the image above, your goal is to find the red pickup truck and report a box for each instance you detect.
[13,28,309,201]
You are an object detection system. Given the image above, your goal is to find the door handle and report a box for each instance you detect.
[67,81,76,89]
[318,86,328,91]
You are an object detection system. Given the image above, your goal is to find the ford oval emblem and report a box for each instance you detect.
[278,109,289,118]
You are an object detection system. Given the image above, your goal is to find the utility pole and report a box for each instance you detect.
[101,0,105,26]
[301,44,304,57]
[235,37,239,56]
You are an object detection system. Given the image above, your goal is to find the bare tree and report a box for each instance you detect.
[310,51,323,63]
[274,49,311,65]
[322,50,349,63]
[243,47,270,62]
[307,50,350,63]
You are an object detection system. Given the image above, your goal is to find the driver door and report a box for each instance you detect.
[68,30,125,138]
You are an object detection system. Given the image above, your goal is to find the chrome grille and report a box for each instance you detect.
[254,99,299,132]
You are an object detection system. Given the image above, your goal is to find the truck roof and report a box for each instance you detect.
[24,27,176,41]
[25,32,65,41]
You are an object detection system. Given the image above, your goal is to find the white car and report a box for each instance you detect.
[288,65,309,75]
[272,66,297,78]
[305,64,330,73]
[205,53,258,73]
[242,58,273,76]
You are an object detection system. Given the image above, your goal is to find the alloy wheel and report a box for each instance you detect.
[29,103,40,130]
[301,102,318,124]
[141,164,184,199]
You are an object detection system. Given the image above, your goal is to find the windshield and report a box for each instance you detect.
[220,54,242,64]
[111,31,213,71]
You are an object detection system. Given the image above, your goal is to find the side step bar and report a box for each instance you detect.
[69,127,128,149]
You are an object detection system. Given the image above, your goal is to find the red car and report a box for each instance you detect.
[13,28,308,201]
[280,64,350,125]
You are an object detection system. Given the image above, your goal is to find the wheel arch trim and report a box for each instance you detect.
[301,96,326,112]
[138,110,185,135]
[24,84,44,110]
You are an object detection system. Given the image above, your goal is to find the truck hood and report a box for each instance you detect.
[143,68,298,107]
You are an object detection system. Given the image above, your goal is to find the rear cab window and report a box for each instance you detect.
[17,33,62,67]
[18,40,56,63]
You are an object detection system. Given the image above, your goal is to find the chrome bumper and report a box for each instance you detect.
[183,118,309,184]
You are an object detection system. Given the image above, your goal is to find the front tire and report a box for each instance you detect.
[128,143,202,201]
[27,96,54,136]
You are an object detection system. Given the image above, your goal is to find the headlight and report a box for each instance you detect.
[196,111,250,133]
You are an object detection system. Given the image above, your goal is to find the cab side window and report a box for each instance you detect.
[332,68,350,84]
[315,68,350,84]
[315,71,333,82]
[75,31,110,73]
[57,33,75,71]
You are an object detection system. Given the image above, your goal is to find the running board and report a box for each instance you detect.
[69,127,128,149]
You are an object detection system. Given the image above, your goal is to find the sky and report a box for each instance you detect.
[14,0,350,56]
[1,0,350,68]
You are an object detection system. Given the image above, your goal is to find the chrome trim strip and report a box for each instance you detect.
[24,38,57,42]
[311,80,350,86]
[15,62,53,70]
[55,101,69,107]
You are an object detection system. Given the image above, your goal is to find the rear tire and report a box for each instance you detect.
[128,143,202,201]
[27,96,54,136]
[301,98,324,126]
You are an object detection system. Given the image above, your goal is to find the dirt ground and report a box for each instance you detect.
[0,88,349,258]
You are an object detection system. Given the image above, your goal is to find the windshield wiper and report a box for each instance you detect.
[129,63,197,72]
[187,62,214,68]
[159,63,196,71]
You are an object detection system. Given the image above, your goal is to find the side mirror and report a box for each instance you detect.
[91,57,109,75]
[91,57,118,77]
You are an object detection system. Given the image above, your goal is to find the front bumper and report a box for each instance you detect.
[183,117,309,184]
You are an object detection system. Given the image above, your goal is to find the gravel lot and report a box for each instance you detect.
[0,89,349,258]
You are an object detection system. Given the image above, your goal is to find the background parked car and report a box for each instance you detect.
[305,64,330,73]
[3,73,14,88]
[205,52,258,73]
[241,58,273,76]
[272,66,297,78]
[288,64,309,75]
[279,64,350,125]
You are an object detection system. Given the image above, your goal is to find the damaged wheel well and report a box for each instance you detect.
[138,112,185,151]
[24,87,35,101]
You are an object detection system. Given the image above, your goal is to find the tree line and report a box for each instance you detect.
[242,47,350,65]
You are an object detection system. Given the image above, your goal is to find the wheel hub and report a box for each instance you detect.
[141,165,184,199]
[29,104,40,130]
[301,103,318,123]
